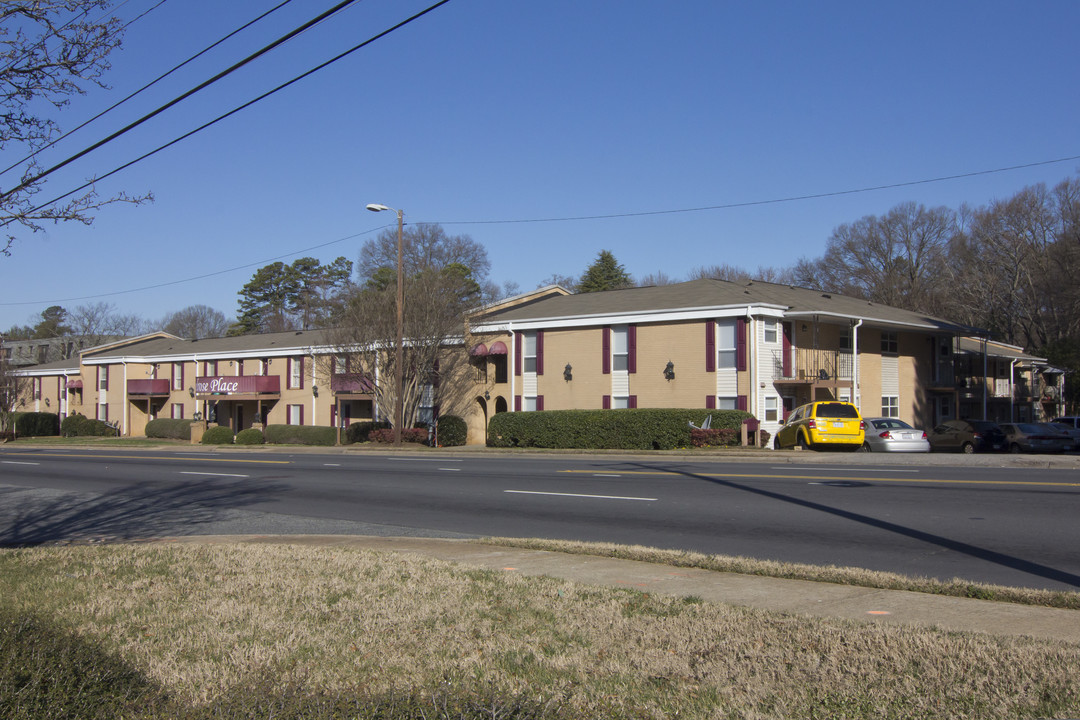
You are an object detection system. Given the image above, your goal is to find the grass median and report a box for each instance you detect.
[2,542,1079,719]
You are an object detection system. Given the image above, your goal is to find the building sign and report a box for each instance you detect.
[195,376,280,394]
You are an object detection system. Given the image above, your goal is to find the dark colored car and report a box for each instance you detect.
[926,419,1005,454]
[999,423,1071,454]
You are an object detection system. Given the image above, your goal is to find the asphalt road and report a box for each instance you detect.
[1,447,1079,591]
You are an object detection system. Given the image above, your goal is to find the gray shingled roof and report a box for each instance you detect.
[478,278,980,333]
[82,328,339,360]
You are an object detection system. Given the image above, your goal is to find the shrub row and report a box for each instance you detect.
[264,424,337,446]
[235,428,264,445]
[436,414,467,447]
[61,413,116,437]
[144,418,194,440]
[486,408,753,450]
[370,428,430,444]
[344,420,390,444]
[14,412,59,437]
[200,425,235,445]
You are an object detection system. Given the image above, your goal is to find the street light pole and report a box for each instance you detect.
[366,203,405,447]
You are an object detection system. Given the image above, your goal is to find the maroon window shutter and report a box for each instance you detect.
[514,395,522,412]
[705,321,716,372]
[627,325,637,374]
[238,359,245,376]
[782,322,793,377]
[602,394,611,409]
[628,395,637,409]
[300,404,305,426]
[536,331,544,376]
[331,405,337,427]
[737,395,748,411]
[736,317,747,371]
[536,395,544,411]
[299,357,305,389]
[602,327,611,374]
[706,395,716,409]
[515,332,522,377]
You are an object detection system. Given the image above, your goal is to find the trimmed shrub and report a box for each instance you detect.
[344,420,390,444]
[264,424,337,446]
[145,418,194,440]
[486,408,753,450]
[60,413,116,437]
[15,412,59,437]
[436,414,468,447]
[201,425,235,445]
[690,427,739,447]
[235,428,265,445]
[370,428,429,444]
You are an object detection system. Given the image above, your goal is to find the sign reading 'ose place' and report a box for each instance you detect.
[195,376,279,394]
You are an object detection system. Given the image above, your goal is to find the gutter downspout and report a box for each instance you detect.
[310,347,317,427]
[745,307,754,422]
[982,337,988,419]
[122,361,128,436]
[508,324,516,411]
[1010,358,1017,422]
[851,319,863,412]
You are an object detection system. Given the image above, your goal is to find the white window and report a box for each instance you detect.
[418,383,435,425]
[171,403,184,419]
[764,319,778,344]
[287,404,303,425]
[523,396,537,412]
[611,326,629,372]
[333,356,347,375]
[764,396,779,422]
[881,331,898,354]
[882,396,899,418]
[523,333,537,374]
[289,357,303,389]
[717,396,738,410]
[717,320,737,369]
[612,396,630,409]
[172,363,183,390]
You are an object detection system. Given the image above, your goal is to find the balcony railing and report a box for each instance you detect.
[127,379,170,395]
[773,347,855,382]
[331,373,374,394]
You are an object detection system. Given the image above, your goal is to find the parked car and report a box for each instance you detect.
[926,420,1005,453]
[859,418,930,452]
[1052,416,1080,431]
[774,401,865,451]
[999,422,1072,454]
[1047,422,1080,451]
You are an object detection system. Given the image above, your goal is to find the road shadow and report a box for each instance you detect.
[625,461,1080,590]
[0,478,288,547]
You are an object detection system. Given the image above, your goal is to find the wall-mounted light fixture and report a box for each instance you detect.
[44,397,50,406]
[564,363,573,381]
[664,361,675,381]
[312,384,319,397]
[188,387,195,398]
[484,390,491,400]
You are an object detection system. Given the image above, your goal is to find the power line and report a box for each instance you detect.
[4,0,454,224]
[437,155,1080,226]
[0,0,291,179]
[0,0,363,204]
[2,154,1075,309]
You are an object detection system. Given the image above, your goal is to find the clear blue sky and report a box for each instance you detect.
[2,0,1078,330]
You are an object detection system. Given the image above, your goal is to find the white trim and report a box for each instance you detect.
[783,310,944,331]
[473,303,788,333]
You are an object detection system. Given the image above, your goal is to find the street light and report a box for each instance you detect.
[366,203,405,447]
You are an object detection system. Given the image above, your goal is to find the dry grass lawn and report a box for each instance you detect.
[2,542,1079,719]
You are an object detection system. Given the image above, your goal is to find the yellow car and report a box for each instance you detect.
[774,401,866,450]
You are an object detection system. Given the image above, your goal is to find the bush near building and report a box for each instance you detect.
[487,408,753,450]
[14,412,59,437]
[264,425,336,446]
[344,420,390,444]
[60,414,116,437]
[370,428,429,444]
[201,426,235,445]
[436,415,467,447]
[235,428,265,445]
[145,418,194,440]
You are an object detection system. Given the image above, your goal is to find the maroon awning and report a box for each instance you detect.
[487,341,508,355]
[66,379,83,389]
[470,343,488,357]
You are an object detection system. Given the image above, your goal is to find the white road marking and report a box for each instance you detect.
[1,461,39,466]
[180,471,249,478]
[323,463,341,466]
[391,458,462,462]
[505,490,656,502]
[592,473,622,477]
[440,468,461,472]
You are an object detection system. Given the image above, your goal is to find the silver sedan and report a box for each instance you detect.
[860,418,931,452]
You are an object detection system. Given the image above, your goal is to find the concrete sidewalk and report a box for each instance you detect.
[164,534,1080,645]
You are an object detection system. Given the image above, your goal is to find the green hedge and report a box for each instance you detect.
[60,414,116,437]
[201,425,235,445]
[235,428,265,445]
[344,420,390,444]
[264,424,337,446]
[370,428,429,444]
[486,408,753,450]
[436,414,468,447]
[145,418,194,440]
[15,412,59,437]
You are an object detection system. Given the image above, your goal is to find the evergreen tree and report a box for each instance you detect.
[577,250,633,293]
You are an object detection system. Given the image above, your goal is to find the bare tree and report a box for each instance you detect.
[67,302,146,344]
[159,304,229,339]
[1,1,150,256]
[688,264,794,284]
[357,224,490,287]
[638,270,679,286]
[330,267,475,429]
[0,349,27,435]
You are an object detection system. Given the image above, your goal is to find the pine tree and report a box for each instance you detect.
[577,250,633,293]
